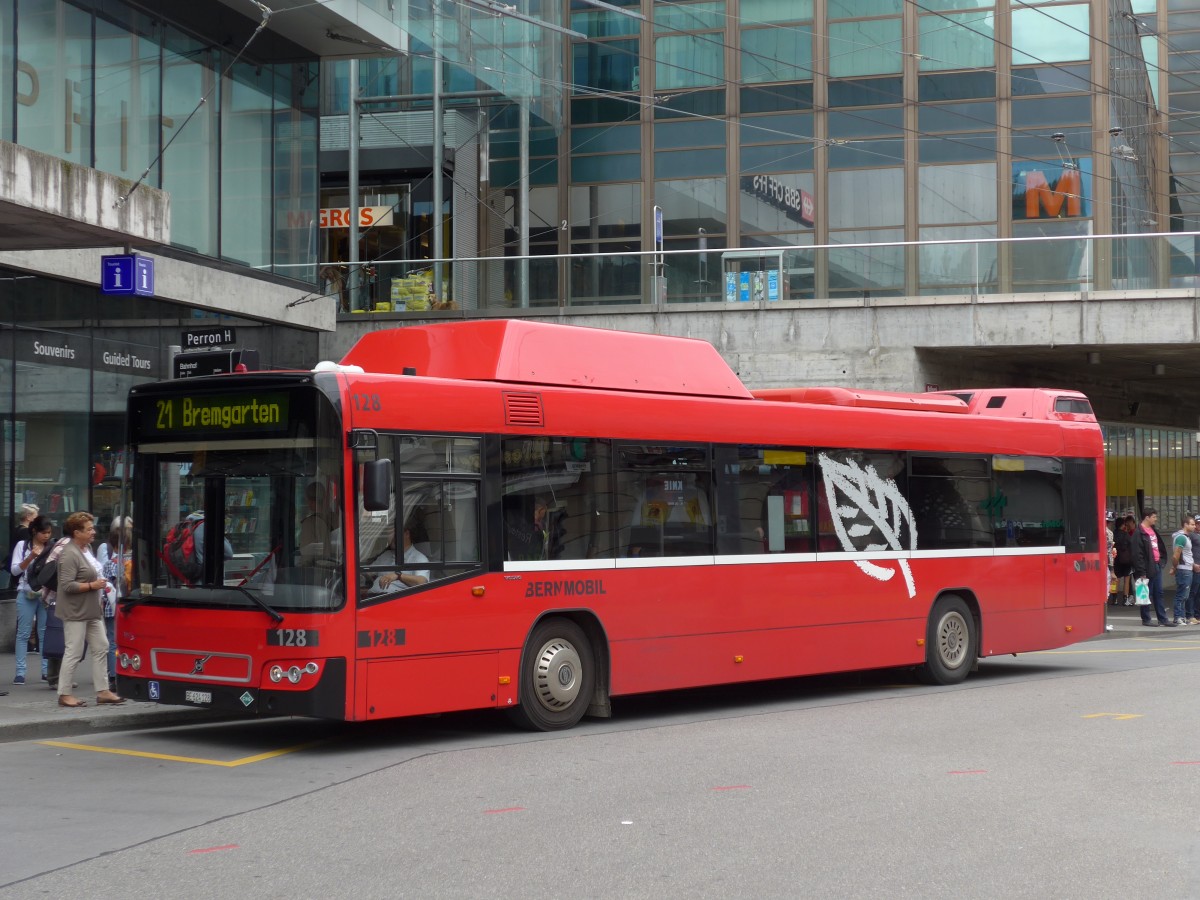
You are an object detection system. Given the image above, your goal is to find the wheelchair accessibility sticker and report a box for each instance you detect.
[149,681,160,700]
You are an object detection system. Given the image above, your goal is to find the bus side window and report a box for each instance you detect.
[817,450,910,553]
[500,436,613,561]
[1062,458,1098,553]
[623,472,713,557]
[992,456,1065,547]
[909,455,991,550]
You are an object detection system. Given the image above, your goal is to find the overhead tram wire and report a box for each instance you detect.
[409,4,1158,184]
[363,17,1169,256]
[640,0,1200,187]
[910,0,1200,141]
[1008,0,1200,98]
[301,66,1154,303]
[116,0,274,208]
[545,7,1176,219]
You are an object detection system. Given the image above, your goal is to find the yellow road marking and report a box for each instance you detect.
[38,738,326,767]
[1081,713,1143,720]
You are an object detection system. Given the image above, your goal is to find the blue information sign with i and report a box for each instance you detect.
[101,254,156,296]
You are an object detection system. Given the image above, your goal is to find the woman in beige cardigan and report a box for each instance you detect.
[56,511,124,708]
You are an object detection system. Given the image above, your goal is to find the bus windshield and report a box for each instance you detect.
[128,380,344,613]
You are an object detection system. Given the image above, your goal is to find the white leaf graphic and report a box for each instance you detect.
[818,453,917,598]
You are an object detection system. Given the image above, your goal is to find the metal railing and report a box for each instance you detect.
[313,230,1200,315]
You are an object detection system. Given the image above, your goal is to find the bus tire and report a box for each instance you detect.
[918,594,976,685]
[509,617,595,731]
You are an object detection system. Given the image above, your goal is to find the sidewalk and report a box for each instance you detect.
[0,647,221,743]
[1101,599,1199,636]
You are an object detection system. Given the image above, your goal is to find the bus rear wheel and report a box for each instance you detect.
[509,618,595,731]
[918,594,976,685]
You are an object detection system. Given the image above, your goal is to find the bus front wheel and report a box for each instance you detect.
[918,595,976,685]
[509,618,595,731]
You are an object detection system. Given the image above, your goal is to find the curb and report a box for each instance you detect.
[0,701,228,744]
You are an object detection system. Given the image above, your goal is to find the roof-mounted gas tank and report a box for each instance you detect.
[752,387,969,414]
[340,320,754,399]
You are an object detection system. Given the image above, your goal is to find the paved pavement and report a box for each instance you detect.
[0,602,1182,744]
[0,649,224,743]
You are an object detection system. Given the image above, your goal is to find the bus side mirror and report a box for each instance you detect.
[363,459,393,511]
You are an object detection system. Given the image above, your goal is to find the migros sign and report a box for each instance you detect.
[1012,159,1091,220]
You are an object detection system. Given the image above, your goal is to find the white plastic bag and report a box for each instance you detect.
[1134,577,1150,606]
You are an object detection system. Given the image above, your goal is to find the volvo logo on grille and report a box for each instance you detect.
[191,654,213,675]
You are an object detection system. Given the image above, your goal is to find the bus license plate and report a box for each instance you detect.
[184,690,212,705]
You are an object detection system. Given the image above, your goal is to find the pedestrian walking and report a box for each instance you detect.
[55,511,124,708]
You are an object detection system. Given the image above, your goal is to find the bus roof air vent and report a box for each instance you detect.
[927,388,1095,420]
[504,391,544,427]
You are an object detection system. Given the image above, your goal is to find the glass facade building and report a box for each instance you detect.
[315,0,1198,310]
[0,0,330,597]
[0,0,319,277]
[455,0,1184,306]
[312,0,1200,522]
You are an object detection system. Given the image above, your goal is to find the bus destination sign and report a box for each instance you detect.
[142,392,290,436]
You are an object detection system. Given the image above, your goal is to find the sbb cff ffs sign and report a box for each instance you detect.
[174,349,260,379]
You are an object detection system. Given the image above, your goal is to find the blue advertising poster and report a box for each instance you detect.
[725,272,737,302]
[739,271,751,302]
[767,269,779,301]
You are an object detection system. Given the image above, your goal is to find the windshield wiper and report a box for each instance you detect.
[119,594,154,614]
[216,584,285,623]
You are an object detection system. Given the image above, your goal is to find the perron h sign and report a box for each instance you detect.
[101,254,155,296]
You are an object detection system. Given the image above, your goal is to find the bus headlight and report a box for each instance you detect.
[287,666,302,684]
[269,665,284,683]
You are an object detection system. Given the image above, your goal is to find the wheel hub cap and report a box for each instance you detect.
[938,613,969,668]
[534,639,581,711]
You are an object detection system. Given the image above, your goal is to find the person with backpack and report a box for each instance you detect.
[55,511,124,708]
[97,516,132,689]
[164,510,232,584]
[8,514,53,684]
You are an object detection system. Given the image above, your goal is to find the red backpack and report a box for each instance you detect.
[163,517,203,583]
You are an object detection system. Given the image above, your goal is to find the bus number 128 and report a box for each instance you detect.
[267,629,319,647]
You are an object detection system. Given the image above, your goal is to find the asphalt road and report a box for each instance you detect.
[3,633,1200,899]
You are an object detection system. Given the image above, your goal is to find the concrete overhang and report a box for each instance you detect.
[213,0,406,56]
[0,141,168,250]
[0,247,334,333]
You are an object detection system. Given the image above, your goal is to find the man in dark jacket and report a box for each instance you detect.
[1130,507,1174,627]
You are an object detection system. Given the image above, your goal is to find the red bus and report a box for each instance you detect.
[118,320,1105,730]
